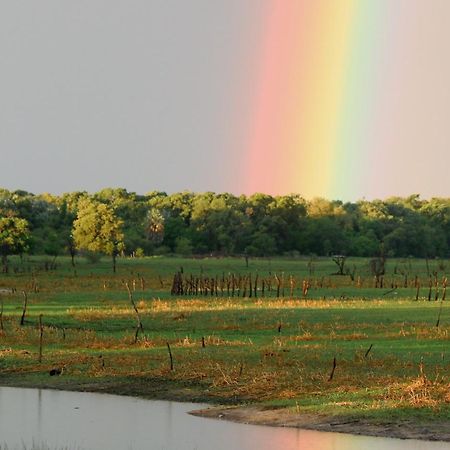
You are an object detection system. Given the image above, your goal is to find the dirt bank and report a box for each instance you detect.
[190,405,450,442]
[1,376,448,442]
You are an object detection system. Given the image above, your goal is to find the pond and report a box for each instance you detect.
[0,387,447,450]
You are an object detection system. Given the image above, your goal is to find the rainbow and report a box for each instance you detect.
[243,1,384,200]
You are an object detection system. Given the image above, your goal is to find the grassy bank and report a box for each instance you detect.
[0,256,448,428]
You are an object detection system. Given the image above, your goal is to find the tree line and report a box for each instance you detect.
[0,188,449,271]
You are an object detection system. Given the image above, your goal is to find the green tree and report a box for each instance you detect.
[174,236,193,255]
[0,216,30,273]
[72,199,124,273]
[145,209,165,244]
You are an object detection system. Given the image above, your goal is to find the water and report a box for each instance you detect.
[0,387,447,450]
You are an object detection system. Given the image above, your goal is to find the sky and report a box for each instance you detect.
[1,1,449,201]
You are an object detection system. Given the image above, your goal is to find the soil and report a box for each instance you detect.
[190,405,450,442]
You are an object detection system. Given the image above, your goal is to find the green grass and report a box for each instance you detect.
[0,255,448,425]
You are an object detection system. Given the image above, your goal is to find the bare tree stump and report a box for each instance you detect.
[166,342,174,371]
[0,297,4,332]
[20,291,28,326]
[328,357,337,382]
[38,314,44,363]
[126,282,144,343]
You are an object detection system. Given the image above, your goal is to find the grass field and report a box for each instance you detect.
[0,255,448,426]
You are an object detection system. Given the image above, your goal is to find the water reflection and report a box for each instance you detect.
[0,387,446,450]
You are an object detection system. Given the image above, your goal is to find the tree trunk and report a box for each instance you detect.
[68,240,76,268]
[112,254,116,273]
[1,255,8,274]
[20,291,28,326]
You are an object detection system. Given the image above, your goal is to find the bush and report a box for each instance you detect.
[134,247,145,258]
[175,237,193,256]
[153,245,171,256]
[82,250,102,264]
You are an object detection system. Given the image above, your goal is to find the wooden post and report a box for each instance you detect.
[32,274,38,293]
[166,342,174,371]
[38,314,44,363]
[436,302,443,327]
[364,344,373,358]
[20,291,28,326]
[302,280,309,297]
[209,277,213,296]
[275,275,280,298]
[0,297,4,332]
[436,278,447,328]
[231,274,235,297]
[126,282,144,343]
[328,357,337,382]
[190,275,195,295]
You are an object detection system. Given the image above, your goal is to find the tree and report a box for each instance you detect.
[0,216,30,273]
[72,199,124,273]
[332,255,347,275]
[145,209,165,245]
[174,236,193,255]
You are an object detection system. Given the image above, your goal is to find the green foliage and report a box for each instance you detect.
[145,209,165,244]
[153,245,171,255]
[174,237,193,256]
[72,198,124,272]
[0,188,449,259]
[134,247,145,258]
[0,215,30,272]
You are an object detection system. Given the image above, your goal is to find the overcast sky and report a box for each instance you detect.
[1,1,265,195]
[1,2,449,200]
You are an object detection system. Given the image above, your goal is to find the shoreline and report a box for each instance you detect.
[190,405,450,443]
[1,380,449,443]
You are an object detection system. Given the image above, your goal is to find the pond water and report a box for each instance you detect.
[0,387,447,450]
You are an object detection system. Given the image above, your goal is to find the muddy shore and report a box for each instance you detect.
[1,377,449,443]
[190,405,450,442]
